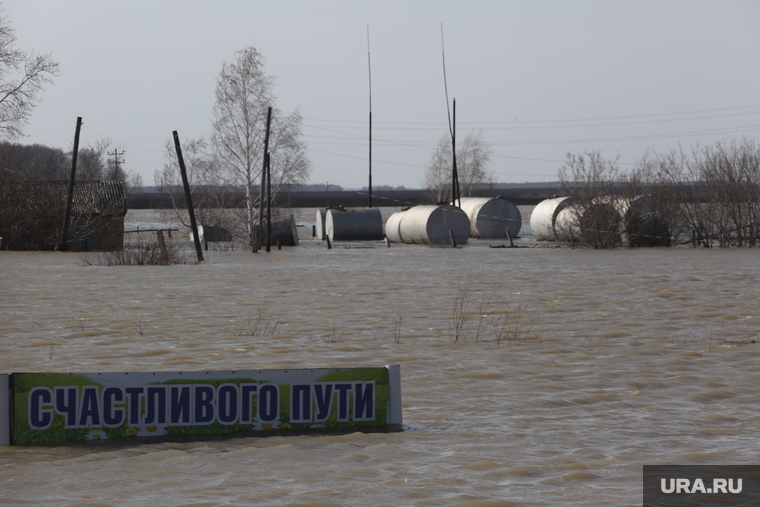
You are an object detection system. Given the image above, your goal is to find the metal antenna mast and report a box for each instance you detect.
[367,23,373,208]
[441,23,460,207]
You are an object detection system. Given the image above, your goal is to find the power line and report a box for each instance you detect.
[108,149,126,171]
[82,124,165,154]
[303,110,760,132]
[303,104,760,127]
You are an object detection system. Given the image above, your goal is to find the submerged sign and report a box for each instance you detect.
[0,366,402,445]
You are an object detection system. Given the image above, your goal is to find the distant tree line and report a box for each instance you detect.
[0,140,140,250]
[0,140,142,190]
[558,138,760,248]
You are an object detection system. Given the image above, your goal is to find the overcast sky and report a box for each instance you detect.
[5,0,760,189]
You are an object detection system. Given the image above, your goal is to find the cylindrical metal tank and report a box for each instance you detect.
[555,201,622,245]
[385,204,470,245]
[622,195,670,247]
[270,214,299,246]
[554,205,579,242]
[325,207,384,241]
[552,195,669,247]
[457,197,522,239]
[384,209,404,243]
[530,196,572,241]
[315,209,327,240]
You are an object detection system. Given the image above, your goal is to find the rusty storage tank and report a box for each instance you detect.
[325,207,384,241]
[315,209,327,240]
[530,196,572,241]
[269,214,299,246]
[457,196,522,239]
[384,204,470,245]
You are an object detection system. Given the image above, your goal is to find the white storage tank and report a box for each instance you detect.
[555,200,622,245]
[587,195,669,246]
[554,205,580,242]
[384,209,404,243]
[549,195,669,246]
[457,196,522,239]
[530,196,572,241]
[385,204,470,245]
[325,207,384,241]
[315,209,327,240]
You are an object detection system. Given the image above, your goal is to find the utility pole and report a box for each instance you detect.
[59,117,82,252]
[451,99,460,208]
[256,107,273,252]
[173,131,204,262]
[266,152,272,253]
[108,149,126,179]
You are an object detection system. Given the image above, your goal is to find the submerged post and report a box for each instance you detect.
[506,228,514,248]
[257,107,273,252]
[266,152,272,253]
[59,117,82,251]
[451,100,460,208]
[156,230,169,263]
[173,131,204,262]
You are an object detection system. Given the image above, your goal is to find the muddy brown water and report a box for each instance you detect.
[1,207,759,506]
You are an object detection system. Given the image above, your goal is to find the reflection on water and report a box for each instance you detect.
[1,208,759,506]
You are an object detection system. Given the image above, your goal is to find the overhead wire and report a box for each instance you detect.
[304,104,760,127]
[74,104,760,183]
[81,124,165,154]
[300,104,760,167]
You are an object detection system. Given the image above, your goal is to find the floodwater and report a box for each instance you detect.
[2,207,760,506]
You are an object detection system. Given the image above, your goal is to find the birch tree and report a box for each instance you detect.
[424,130,492,203]
[210,46,309,246]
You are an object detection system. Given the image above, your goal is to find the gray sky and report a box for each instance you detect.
[6,0,760,189]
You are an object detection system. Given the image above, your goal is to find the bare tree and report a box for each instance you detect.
[0,10,59,140]
[156,137,243,239]
[210,46,310,246]
[0,141,67,180]
[700,139,760,246]
[76,140,110,182]
[649,145,714,246]
[126,171,143,193]
[424,130,492,203]
[71,139,140,194]
[650,138,760,247]
[557,151,624,248]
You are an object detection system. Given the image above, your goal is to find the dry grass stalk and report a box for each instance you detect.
[78,239,193,266]
[232,301,281,337]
